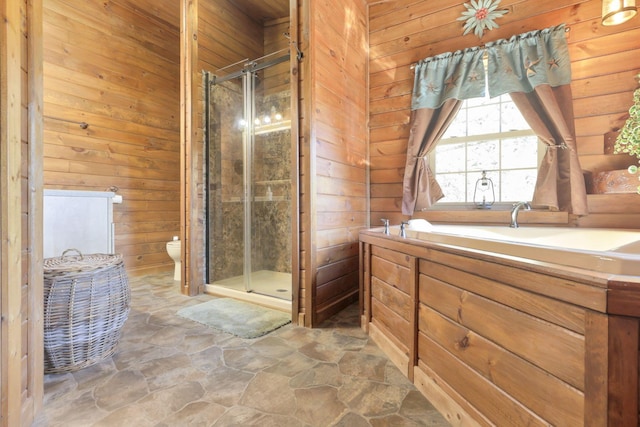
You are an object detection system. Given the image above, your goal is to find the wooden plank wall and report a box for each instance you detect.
[42,0,181,273]
[199,0,264,73]
[264,18,292,96]
[303,0,369,325]
[25,0,44,423]
[1,0,43,424]
[368,0,640,229]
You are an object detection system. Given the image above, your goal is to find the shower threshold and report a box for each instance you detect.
[205,270,292,312]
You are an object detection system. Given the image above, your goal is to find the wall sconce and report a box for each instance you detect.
[602,0,637,26]
[473,170,495,209]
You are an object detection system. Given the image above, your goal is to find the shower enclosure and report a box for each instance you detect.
[205,52,292,303]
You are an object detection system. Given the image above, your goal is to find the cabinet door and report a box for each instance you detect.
[369,245,417,378]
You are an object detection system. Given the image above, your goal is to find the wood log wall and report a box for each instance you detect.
[1,0,43,425]
[300,0,369,324]
[42,0,181,274]
[368,0,640,229]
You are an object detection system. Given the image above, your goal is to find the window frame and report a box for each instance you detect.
[426,94,545,210]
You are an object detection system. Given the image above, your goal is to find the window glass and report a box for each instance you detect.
[468,105,500,135]
[501,101,529,131]
[467,140,499,171]
[445,113,467,138]
[437,173,466,203]
[500,169,537,201]
[435,142,465,173]
[433,94,538,205]
[501,137,538,168]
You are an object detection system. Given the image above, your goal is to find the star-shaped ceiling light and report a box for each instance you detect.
[458,0,508,38]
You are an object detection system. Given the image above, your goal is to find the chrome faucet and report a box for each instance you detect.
[510,201,531,228]
[381,218,390,235]
[399,221,408,238]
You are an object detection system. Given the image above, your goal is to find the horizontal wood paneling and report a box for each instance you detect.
[43,0,180,272]
[420,250,607,312]
[421,272,585,390]
[421,257,586,333]
[367,244,416,374]
[371,297,410,354]
[199,0,264,73]
[264,18,291,96]
[305,0,368,324]
[230,0,290,23]
[417,333,552,426]
[369,0,640,226]
[419,305,584,426]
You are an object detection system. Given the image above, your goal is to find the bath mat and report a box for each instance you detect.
[176,298,291,339]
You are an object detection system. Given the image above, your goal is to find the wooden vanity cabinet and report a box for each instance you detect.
[360,231,640,426]
[361,243,418,380]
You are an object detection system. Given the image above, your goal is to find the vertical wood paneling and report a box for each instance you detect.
[289,0,301,323]
[1,0,43,424]
[182,0,199,295]
[368,0,640,227]
[43,0,181,273]
[27,0,44,420]
[607,316,639,425]
[1,2,25,424]
[584,311,609,425]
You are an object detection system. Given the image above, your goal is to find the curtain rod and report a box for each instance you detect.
[409,25,571,70]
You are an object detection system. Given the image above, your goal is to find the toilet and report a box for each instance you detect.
[166,237,181,281]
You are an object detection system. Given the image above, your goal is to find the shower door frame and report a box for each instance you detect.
[206,52,292,297]
[242,65,255,292]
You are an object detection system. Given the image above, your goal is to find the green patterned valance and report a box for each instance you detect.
[411,24,571,110]
[411,47,485,110]
[486,24,571,97]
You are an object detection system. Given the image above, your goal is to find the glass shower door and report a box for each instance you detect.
[206,54,292,301]
[249,67,292,299]
[207,78,246,289]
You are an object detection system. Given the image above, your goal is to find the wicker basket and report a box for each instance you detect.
[43,249,131,374]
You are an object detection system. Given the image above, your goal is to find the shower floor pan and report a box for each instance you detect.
[205,270,292,312]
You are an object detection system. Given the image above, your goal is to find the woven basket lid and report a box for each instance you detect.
[44,249,123,276]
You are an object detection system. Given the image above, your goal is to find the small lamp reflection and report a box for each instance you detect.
[473,170,495,209]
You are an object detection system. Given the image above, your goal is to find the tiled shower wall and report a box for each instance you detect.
[207,79,291,283]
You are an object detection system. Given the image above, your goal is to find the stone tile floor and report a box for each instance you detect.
[36,272,450,426]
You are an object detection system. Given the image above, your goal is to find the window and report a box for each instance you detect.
[431,92,541,204]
